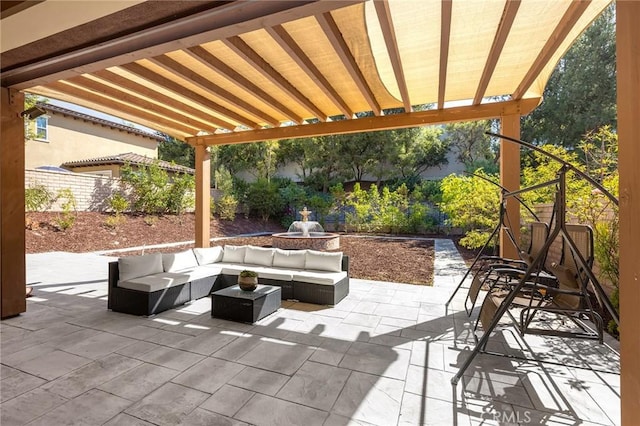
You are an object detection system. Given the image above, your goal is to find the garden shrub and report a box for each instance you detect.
[25,184,53,212]
[217,194,238,221]
[120,161,194,215]
[54,188,77,231]
[107,193,129,215]
[440,171,500,248]
[246,178,284,222]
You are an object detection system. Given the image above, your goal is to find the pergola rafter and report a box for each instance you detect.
[315,11,382,116]
[265,24,354,119]
[222,36,329,122]
[148,55,271,129]
[185,45,304,125]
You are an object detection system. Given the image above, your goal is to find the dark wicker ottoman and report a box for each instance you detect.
[211,285,281,323]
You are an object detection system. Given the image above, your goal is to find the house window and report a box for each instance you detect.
[35,116,48,140]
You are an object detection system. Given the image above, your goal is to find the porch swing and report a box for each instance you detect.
[447,133,620,386]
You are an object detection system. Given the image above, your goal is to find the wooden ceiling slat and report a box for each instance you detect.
[512,0,590,100]
[66,75,221,132]
[186,45,303,124]
[120,62,247,130]
[374,0,411,112]
[316,12,382,116]
[265,25,354,119]
[223,36,328,122]
[3,1,362,89]
[149,54,270,128]
[438,0,453,110]
[188,98,541,146]
[91,69,228,130]
[46,81,199,136]
[473,0,521,105]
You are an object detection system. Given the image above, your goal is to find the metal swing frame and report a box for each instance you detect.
[450,133,620,386]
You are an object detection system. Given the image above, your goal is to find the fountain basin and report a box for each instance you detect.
[272,232,340,250]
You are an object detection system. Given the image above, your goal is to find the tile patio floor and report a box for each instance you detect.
[0,245,621,425]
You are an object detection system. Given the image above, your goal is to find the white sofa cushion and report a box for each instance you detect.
[222,245,247,263]
[305,250,343,272]
[293,271,348,285]
[245,246,274,267]
[163,250,199,272]
[273,249,307,269]
[193,246,224,265]
[118,253,163,281]
[119,272,190,292]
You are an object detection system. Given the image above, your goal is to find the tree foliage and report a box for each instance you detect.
[521,5,616,148]
[158,136,194,168]
[443,120,497,173]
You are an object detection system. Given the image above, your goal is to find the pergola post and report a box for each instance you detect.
[617,0,640,421]
[499,114,521,259]
[1,87,26,319]
[194,144,210,248]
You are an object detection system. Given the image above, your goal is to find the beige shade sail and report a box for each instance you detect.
[1,0,611,144]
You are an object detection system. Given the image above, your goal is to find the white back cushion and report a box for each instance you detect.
[222,245,247,263]
[193,246,224,265]
[163,250,199,272]
[119,253,163,281]
[305,250,343,272]
[245,246,274,266]
[273,248,307,269]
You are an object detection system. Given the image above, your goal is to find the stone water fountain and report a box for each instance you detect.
[272,207,340,250]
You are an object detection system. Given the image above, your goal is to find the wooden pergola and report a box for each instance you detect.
[1,1,638,420]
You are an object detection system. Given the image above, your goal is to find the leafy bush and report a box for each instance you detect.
[440,171,500,248]
[25,184,53,212]
[246,178,284,222]
[54,188,77,231]
[120,161,194,215]
[107,193,129,215]
[217,194,238,221]
[166,173,195,214]
[104,215,125,229]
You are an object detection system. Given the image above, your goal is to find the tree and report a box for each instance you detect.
[391,126,449,179]
[443,120,496,172]
[521,4,616,148]
[158,135,194,168]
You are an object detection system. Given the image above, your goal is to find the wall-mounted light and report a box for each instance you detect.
[20,106,46,120]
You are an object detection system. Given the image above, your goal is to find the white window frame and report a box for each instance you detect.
[34,116,49,141]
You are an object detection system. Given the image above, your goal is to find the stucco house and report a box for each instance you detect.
[24,102,189,176]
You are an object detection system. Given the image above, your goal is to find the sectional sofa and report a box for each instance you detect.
[107,245,349,316]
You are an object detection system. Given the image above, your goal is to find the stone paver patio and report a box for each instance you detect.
[1,244,620,425]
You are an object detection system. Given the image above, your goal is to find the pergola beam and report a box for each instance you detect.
[91,69,233,131]
[148,55,264,128]
[186,45,303,124]
[44,81,200,136]
[316,12,382,116]
[66,75,222,133]
[438,0,453,109]
[120,62,243,131]
[265,25,354,119]
[474,0,521,105]
[512,0,589,99]
[188,98,540,146]
[374,0,412,112]
[223,36,328,122]
[2,1,362,90]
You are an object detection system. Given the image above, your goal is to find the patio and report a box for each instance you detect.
[1,246,620,425]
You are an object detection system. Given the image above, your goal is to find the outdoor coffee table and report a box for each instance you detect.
[211,284,281,323]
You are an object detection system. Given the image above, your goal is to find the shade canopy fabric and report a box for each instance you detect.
[1,0,611,144]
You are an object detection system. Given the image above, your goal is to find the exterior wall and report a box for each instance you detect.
[25,112,158,169]
[240,150,466,184]
[25,169,120,212]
